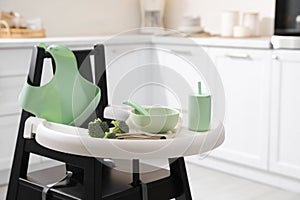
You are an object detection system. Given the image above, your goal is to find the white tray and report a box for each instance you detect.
[27,118,224,159]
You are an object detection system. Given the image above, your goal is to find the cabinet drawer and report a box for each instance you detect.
[207,48,270,64]
[0,48,32,77]
[154,44,203,58]
[0,76,26,116]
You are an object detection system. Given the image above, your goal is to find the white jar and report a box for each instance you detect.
[221,11,239,37]
[233,25,251,38]
[242,12,259,36]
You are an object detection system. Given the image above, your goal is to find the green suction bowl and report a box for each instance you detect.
[130,107,179,133]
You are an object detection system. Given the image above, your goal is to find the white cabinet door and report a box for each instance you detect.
[0,115,40,171]
[0,76,26,116]
[0,48,31,77]
[152,44,216,127]
[105,43,155,106]
[206,48,271,169]
[0,115,19,171]
[270,50,300,179]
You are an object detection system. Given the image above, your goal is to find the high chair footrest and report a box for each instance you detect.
[18,178,80,200]
[17,163,183,200]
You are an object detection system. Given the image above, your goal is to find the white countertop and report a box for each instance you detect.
[158,36,272,49]
[0,35,272,49]
[0,36,109,49]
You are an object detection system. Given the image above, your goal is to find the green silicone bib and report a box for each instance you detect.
[19,44,101,125]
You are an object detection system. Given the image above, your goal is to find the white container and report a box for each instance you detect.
[221,11,239,37]
[178,15,203,33]
[233,25,251,38]
[140,0,165,28]
[242,12,259,36]
[181,15,201,27]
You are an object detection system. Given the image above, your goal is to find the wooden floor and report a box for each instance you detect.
[1,163,300,200]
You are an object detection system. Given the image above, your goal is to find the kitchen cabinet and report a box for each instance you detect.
[0,115,20,171]
[151,44,214,126]
[153,44,204,107]
[0,76,25,116]
[105,43,154,106]
[187,46,300,192]
[149,44,272,171]
[270,50,300,179]
[205,47,272,169]
[0,49,31,77]
[0,47,43,184]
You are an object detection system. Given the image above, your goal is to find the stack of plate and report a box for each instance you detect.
[178,15,204,33]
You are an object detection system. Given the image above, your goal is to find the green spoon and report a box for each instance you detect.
[123,100,149,115]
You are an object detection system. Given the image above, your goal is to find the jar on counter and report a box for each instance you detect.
[242,12,259,36]
[221,11,239,37]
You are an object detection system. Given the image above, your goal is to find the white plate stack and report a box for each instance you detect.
[178,15,204,33]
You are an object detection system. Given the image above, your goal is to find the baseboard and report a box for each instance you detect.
[186,155,300,194]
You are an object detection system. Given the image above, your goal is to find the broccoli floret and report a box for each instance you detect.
[111,120,129,133]
[104,132,116,139]
[89,119,129,139]
[88,118,109,138]
[97,119,109,133]
[88,121,104,138]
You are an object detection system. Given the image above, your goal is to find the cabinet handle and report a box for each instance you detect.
[272,55,279,60]
[172,50,192,56]
[225,53,251,59]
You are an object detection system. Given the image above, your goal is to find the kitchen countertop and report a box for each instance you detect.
[0,35,272,49]
[0,36,109,49]
[159,36,272,49]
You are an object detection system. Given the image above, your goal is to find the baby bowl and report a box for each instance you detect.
[130,107,179,133]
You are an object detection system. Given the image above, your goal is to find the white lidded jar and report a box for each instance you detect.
[220,10,239,37]
[242,12,259,36]
[233,25,251,38]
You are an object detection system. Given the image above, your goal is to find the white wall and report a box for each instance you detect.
[0,0,275,37]
[164,0,276,36]
[0,0,141,37]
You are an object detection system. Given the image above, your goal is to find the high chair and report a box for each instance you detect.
[6,44,224,200]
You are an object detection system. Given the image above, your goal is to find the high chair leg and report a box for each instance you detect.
[169,157,192,200]
[83,158,103,200]
[6,112,32,200]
